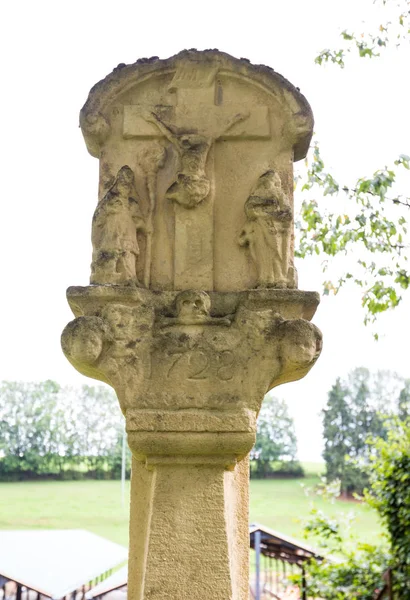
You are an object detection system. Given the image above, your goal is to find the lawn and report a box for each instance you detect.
[0,480,130,546]
[250,477,383,547]
[0,470,383,549]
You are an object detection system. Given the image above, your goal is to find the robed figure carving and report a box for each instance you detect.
[239,170,294,288]
[91,166,146,285]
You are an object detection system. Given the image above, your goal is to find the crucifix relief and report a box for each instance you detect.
[123,63,271,289]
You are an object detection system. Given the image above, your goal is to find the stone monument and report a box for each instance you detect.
[61,50,322,600]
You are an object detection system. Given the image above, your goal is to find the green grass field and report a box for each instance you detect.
[249,461,384,545]
[250,477,383,546]
[0,464,383,550]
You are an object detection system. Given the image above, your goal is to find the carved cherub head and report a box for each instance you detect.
[278,319,322,368]
[61,316,110,366]
[103,303,136,340]
[175,290,212,324]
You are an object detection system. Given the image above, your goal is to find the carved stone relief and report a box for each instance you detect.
[158,290,232,328]
[239,170,296,289]
[136,143,166,287]
[91,166,146,285]
[81,51,314,291]
[143,111,213,209]
[62,287,322,416]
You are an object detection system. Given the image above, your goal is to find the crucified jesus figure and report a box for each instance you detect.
[145,109,249,208]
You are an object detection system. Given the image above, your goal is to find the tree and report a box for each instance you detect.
[297,0,410,325]
[250,395,301,478]
[0,380,63,476]
[322,368,404,494]
[0,381,128,479]
[315,0,410,68]
[67,385,124,473]
[299,418,410,599]
[366,419,410,597]
[397,379,410,420]
[322,378,354,492]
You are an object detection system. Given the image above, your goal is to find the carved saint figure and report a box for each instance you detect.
[239,170,293,288]
[91,166,146,285]
[137,143,166,288]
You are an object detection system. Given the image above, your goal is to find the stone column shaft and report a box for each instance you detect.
[128,457,250,600]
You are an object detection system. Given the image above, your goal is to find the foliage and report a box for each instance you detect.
[296,143,410,326]
[250,395,301,478]
[294,480,390,600]
[323,370,382,494]
[315,0,410,68]
[0,381,130,480]
[322,369,408,494]
[302,544,390,600]
[365,419,410,596]
[397,379,410,420]
[264,461,305,478]
[298,418,410,599]
[0,380,63,476]
[296,0,410,325]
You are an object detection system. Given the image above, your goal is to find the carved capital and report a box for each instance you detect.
[62,286,322,421]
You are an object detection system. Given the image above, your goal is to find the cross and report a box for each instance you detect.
[123,63,271,290]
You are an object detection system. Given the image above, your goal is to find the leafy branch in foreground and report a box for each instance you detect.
[294,480,390,599]
[293,419,410,598]
[365,419,410,596]
[295,141,410,323]
[315,0,410,68]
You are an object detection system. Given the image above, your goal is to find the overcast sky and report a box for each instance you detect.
[1,0,409,461]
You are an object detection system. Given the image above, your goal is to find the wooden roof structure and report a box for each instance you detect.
[249,523,325,565]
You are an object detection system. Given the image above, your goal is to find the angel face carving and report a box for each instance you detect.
[175,290,212,323]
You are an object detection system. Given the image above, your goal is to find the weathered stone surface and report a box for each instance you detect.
[63,287,321,415]
[80,49,312,292]
[62,50,321,600]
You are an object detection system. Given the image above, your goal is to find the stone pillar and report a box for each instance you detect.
[61,50,322,600]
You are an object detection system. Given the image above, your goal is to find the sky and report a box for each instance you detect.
[1,0,410,461]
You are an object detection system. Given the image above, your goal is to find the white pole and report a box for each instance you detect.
[255,530,261,600]
[121,425,126,507]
